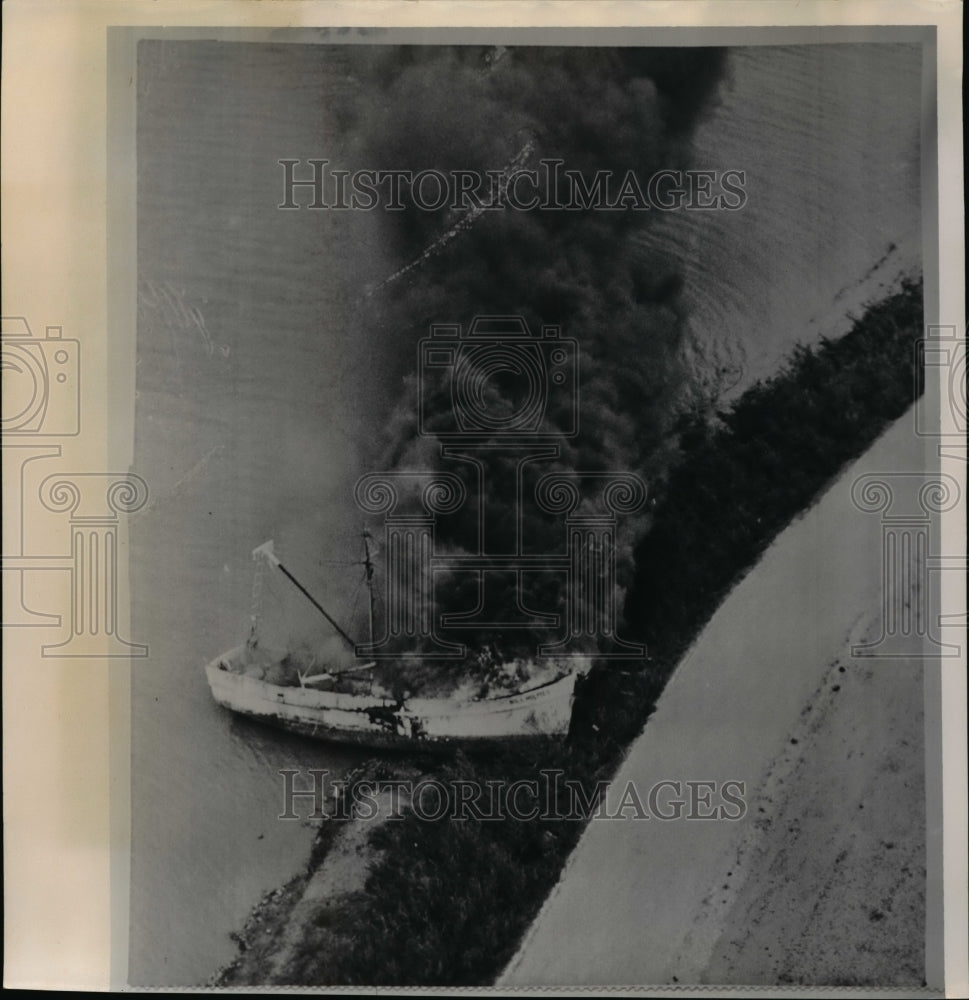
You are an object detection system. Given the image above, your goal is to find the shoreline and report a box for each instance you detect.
[211,283,928,987]
[213,760,423,986]
[502,411,927,988]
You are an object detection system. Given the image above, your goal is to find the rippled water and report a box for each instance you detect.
[640,43,922,390]
[128,40,922,985]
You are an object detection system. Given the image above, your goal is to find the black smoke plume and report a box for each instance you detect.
[340,45,728,667]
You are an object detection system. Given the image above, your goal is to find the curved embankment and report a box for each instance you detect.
[214,764,422,986]
[500,411,929,988]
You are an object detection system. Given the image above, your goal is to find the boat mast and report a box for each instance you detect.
[247,551,266,649]
[362,529,376,648]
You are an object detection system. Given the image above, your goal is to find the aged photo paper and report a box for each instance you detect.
[2,0,966,993]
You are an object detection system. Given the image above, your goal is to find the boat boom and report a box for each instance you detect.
[253,540,357,651]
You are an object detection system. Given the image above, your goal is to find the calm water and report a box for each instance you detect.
[128,41,922,985]
[129,42,383,985]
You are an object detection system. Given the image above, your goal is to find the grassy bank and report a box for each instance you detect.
[223,279,924,986]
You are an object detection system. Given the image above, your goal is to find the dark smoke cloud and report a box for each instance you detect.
[339,45,727,660]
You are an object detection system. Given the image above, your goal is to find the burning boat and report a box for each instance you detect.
[205,540,579,748]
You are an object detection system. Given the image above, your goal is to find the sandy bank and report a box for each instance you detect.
[698,651,924,986]
[501,412,929,988]
[214,763,419,986]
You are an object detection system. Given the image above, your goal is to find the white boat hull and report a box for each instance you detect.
[205,646,578,749]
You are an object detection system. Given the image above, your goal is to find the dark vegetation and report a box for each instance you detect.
[245,280,925,986]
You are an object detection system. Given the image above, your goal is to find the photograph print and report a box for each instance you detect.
[124,25,947,990]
